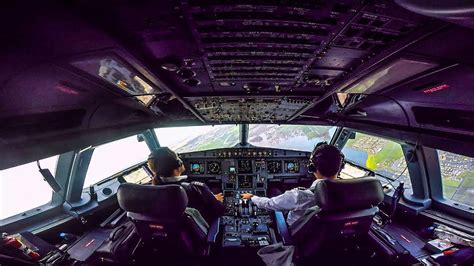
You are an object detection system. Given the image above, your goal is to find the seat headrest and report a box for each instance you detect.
[117,183,188,218]
[314,178,384,212]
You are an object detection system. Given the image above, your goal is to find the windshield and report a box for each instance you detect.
[0,156,58,220]
[248,125,336,152]
[437,150,474,207]
[84,135,150,187]
[155,125,240,153]
[342,132,411,188]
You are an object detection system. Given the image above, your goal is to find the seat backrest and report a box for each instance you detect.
[291,178,384,258]
[117,183,209,255]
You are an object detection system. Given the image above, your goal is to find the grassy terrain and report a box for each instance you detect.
[458,170,474,187]
[443,186,457,199]
[373,141,404,165]
[443,178,461,187]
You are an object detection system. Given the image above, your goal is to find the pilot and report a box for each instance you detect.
[147,147,225,224]
[241,142,344,226]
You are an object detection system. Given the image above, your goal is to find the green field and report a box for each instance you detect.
[443,178,461,187]
[443,185,457,199]
[373,141,404,164]
[346,134,404,171]
[457,170,474,187]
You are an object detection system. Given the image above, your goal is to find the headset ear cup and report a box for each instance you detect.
[340,153,345,171]
[308,163,316,173]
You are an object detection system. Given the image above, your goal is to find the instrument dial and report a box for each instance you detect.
[207,161,221,174]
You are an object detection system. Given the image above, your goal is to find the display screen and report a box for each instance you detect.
[238,175,253,188]
[339,163,369,179]
[229,166,236,174]
[285,160,300,173]
[190,162,205,174]
[267,160,282,174]
[238,160,253,174]
[122,167,152,184]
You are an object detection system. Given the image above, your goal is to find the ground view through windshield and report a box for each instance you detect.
[1,125,473,220]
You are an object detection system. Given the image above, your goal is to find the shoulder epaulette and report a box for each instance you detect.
[191,181,205,187]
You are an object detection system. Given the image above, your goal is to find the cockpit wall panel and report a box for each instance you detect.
[384,64,474,137]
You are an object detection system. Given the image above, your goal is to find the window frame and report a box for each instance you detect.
[425,147,474,220]
[336,128,432,212]
[339,129,411,180]
[0,151,75,231]
[66,131,156,205]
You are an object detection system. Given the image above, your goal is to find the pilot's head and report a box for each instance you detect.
[147,147,185,183]
[308,143,345,180]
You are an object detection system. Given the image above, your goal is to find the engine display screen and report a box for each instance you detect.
[190,162,205,174]
[285,160,300,173]
[238,160,253,174]
[238,175,253,188]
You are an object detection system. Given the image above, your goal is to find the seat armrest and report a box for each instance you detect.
[274,211,292,245]
[207,217,220,243]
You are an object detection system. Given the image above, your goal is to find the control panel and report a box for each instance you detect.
[221,215,274,248]
[179,147,310,249]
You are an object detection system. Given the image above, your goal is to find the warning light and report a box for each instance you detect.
[422,84,449,94]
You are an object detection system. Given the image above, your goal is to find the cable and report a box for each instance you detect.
[379,135,420,190]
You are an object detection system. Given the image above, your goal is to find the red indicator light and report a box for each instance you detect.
[422,84,449,94]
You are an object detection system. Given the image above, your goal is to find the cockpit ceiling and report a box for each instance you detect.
[155,0,422,96]
[134,0,427,123]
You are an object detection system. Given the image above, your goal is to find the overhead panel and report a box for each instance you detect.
[189,97,311,123]
[177,1,425,123]
[183,0,357,94]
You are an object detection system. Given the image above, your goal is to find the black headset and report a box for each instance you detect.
[175,154,184,168]
[307,141,345,174]
[148,148,184,172]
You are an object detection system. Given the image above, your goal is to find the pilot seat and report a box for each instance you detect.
[117,183,220,259]
[275,178,384,264]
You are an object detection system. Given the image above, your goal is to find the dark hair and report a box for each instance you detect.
[147,147,182,178]
[311,144,344,177]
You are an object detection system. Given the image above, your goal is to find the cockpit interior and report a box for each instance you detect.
[1,1,474,265]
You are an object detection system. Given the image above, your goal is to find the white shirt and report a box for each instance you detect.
[251,180,320,226]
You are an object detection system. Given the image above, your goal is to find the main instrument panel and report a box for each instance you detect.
[181,147,311,193]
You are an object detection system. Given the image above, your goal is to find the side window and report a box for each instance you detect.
[342,132,411,188]
[0,156,58,220]
[83,135,150,188]
[437,150,474,207]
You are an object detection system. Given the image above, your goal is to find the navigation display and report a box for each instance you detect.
[122,167,151,184]
[238,160,252,173]
[285,160,300,173]
[190,162,205,174]
[267,160,282,174]
[238,175,253,188]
